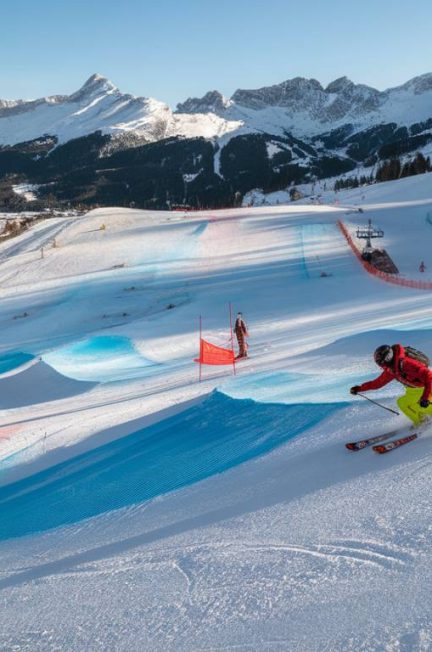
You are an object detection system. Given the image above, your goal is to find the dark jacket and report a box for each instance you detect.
[234,317,248,337]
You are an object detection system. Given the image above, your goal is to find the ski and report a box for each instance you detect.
[345,429,402,451]
[373,433,418,454]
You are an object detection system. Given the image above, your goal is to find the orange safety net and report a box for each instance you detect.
[195,338,235,365]
[338,220,432,291]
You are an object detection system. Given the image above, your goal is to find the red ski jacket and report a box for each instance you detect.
[358,344,432,401]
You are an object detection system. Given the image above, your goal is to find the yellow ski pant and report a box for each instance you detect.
[397,386,432,425]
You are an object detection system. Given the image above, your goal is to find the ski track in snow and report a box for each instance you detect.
[1,178,432,649]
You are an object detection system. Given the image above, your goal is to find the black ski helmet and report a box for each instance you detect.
[374,345,393,366]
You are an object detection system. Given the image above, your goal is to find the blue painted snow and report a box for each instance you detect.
[192,222,208,237]
[43,335,158,382]
[300,223,334,278]
[0,391,344,540]
[0,351,34,375]
[223,370,363,405]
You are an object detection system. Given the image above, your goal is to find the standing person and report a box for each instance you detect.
[234,312,249,359]
[350,344,432,425]
[420,261,426,273]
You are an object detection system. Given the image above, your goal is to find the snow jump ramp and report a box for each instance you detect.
[0,391,343,540]
[0,359,97,409]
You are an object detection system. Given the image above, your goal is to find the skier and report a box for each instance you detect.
[234,312,249,359]
[350,344,432,425]
[420,261,426,273]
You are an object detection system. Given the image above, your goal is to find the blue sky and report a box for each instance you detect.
[2,0,432,107]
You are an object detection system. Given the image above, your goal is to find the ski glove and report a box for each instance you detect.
[420,398,430,408]
[350,386,361,395]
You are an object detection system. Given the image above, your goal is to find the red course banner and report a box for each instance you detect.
[195,338,235,365]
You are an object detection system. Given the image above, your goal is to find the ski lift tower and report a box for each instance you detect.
[356,219,384,261]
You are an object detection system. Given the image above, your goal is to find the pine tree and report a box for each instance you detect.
[413,152,427,174]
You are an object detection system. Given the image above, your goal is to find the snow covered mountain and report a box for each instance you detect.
[176,90,233,115]
[2,72,432,147]
[1,72,432,211]
[0,74,174,146]
[0,74,240,147]
[215,73,432,133]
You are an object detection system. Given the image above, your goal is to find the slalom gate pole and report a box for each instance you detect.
[357,392,400,415]
[199,315,202,383]
[229,302,236,376]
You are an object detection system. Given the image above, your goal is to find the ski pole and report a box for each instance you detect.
[357,392,400,416]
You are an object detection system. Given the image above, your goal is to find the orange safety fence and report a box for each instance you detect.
[195,338,235,365]
[338,220,432,291]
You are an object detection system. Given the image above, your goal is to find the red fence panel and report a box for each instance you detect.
[195,338,235,365]
[337,220,432,291]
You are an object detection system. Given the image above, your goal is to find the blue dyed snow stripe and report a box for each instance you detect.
[43,335,157,382]
[0,391,344,541]
[224,369,365,405]
[0,352,34,375]
[192,222,207,236]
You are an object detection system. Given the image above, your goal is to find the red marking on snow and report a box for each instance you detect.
[0,424,22,440]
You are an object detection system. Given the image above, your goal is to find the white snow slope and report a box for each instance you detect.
[1,173,432,650]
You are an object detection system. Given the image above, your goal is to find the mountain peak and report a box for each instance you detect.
[231,76,324,110]
[396,72,432,94]
[176,90,230,114]
[86,73,107,83]
[68,74,117,102]
[82,73,114,88]
[281,77,323,91]
[325,76,354,93]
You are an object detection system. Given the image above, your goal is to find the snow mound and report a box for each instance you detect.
[43,335,158,382]
[0,360,96,409]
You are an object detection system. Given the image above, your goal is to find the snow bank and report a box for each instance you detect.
[0,360,96,409]
[43,335,159,382]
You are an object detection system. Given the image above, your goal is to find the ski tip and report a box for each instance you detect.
[345,443,360,451]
